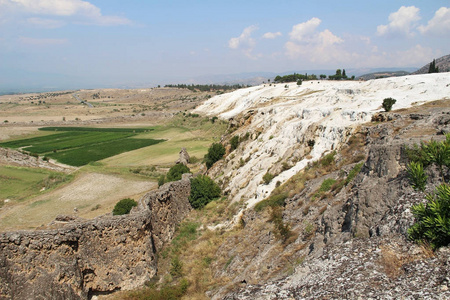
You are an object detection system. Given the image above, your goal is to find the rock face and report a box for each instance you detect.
[0,177,191,300]
[175,147,190,165]
[210,103,450,299]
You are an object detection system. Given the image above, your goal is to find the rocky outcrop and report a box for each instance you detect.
[211,102,450,299]
[175,147,190,165]
[0,177,191,300]
[0,147,73,172]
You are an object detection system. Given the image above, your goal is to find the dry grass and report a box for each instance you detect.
[0,172,155,231]
[379,243,434,279]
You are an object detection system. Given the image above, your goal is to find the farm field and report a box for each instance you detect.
[0,127,165,166]
[0,87,229,231]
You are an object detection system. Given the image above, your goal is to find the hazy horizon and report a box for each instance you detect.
[0,0,449,92]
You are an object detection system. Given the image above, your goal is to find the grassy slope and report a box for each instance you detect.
[102,115,227,167]
[0,166,68,203]
[0,171,156,231]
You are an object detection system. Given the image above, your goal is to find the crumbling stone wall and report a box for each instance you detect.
[0,177,191,300]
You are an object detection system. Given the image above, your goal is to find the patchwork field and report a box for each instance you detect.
[0,127,164,166]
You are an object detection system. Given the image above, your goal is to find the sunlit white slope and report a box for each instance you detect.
[195,73,450,207]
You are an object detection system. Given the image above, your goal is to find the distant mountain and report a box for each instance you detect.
[357,71,410,81]
[185,68,419,86]
[412,54,450,74]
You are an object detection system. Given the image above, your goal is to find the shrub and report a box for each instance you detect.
[170,256,183,277]
[408,184,450,249]
[320,151,336,167]
[262,172,275,184]
[166,164,190,182]
[407,161,427,191]
[405,134,450,177]
[318,178,336,193]
[270,206,293,243]
[230,135,239,151]
[189,175,221,209]
[382,97,396,112]
[345,162,364,184]
[112,198,137,215]
[254,192,287,212]
[158,175,165,187]
[205,143,225,169]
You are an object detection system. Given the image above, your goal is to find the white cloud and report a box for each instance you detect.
[394,44,434,66]
[262,32,282,39]
[18,36,68,46]
[228,25,263,59]
[418,7,450,36]
[289,17,321,42]
[228,25,258,49]
[376,6,421,38]
[2,0,130,26]
[285,18,344,63]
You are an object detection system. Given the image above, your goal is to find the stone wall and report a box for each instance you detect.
[0,177,191,300]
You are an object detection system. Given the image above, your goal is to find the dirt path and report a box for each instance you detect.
[0,172,157,231]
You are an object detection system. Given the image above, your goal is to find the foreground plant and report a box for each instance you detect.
[408,184,450,249]
[407,161,427,192]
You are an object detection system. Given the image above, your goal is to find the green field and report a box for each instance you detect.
[0,166,71,205]
[0,127,165,166]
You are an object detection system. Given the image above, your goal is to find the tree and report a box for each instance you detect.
[428,59,439,73]
[189,175,221,209]
[297,79,302,86]
[166,164,190,182]
[320,74,327,79]
[113,198,137,215]
[342,69,347,79]
[382,97,396,112]
[205,143,225,169]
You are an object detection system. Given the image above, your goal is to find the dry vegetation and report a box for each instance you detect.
[0,87,228,231]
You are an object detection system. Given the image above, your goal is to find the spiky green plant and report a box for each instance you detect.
[408,184,450,249]
[407,161,427,192]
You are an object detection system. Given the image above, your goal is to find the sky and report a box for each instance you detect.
[0,0,449,91]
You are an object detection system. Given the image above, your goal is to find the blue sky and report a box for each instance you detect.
[0,0,449,90]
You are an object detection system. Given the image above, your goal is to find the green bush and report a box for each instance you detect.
[382,97,396,112]
[158,175,165,187]
[262,172,275,184]
[345,162,364,184]
[318,178,336,193]
[405,134,449,178]
[205,143,225,169]
[189,175,221,209]
[320,151,336,167]
[166,164,190,182]
[112,198,137,215]
[170,256,183,278]
[254,192,287,212]
[408,184,450,249]
[407,161,427,191]
[230,135,239,151]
